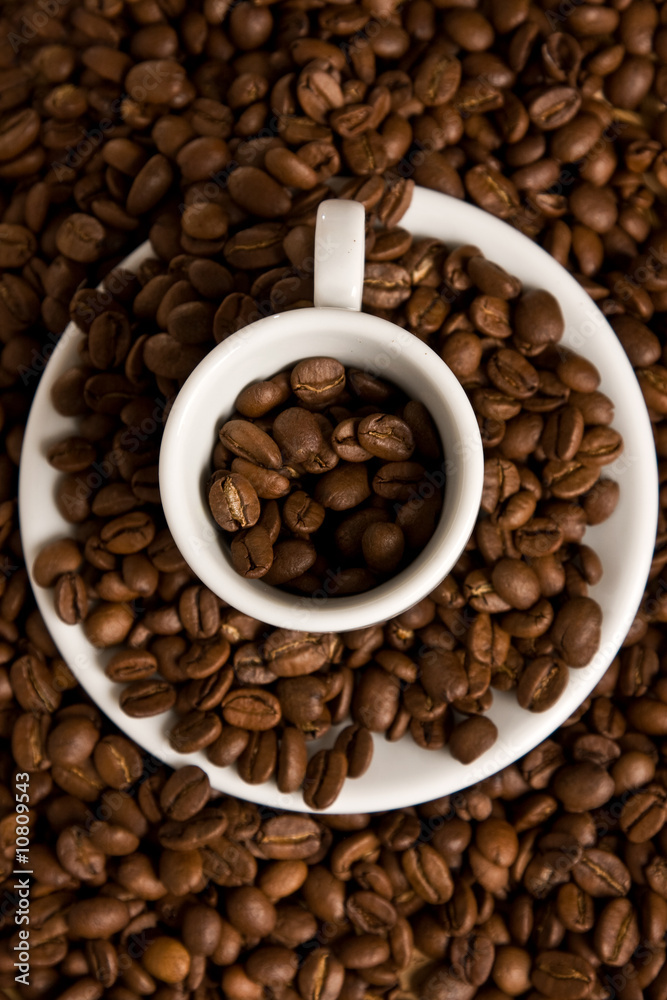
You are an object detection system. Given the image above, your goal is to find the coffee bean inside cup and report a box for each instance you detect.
[206,359,445,593]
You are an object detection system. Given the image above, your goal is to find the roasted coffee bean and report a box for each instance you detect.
[515,518,563,558]
[47,716,99,767]
[514,290,564,351]
[362,523,405,575]
[466,165,520,219]
[12,711,50,772]
[515,654,566,711]
[542,457,599,499]
[0,107,40,161]
[488,349,539,399]
[468,256,521,300]
[119,679,176,717]
[277,675,328,729]
[282,492,325,537]
[334,725,374,778]
[261,630,330,678]
[142,936,191,984]
[551,598,602,667]
[33,540,82,588]
[352,665,401,732]
[169,710,222,753]
[219,420,282,469]
[63,890,123,943]
[56,214,107,264]
[314,462,372,510]
[413,52,461,107]
[222,688,281,731]
[420,650,467,705]
[236,376,291,419]
[238,729,278,784]
[291,358,346,407]
[231,526,273,579]
[159,765,210,822]
[88,312,132,370]
[158,808,227,852]
[553,763,616,813]
[228,166,291,219]
[337,932,391,969]
[84,603,135,648]
[262,539,317,585]
[47,437,96,473]
[468,297,510,342]
[542,406,585,461]
[0,223,36,267]
[303,749,348,810]
[372,462,426,500]
[357,414,414,461]
[298,949,345,1000]
[577,426,623,466]
[593,897,639,967]
[531,950,595,1000]
[93,734,144,790]
[277,726,308,794]
[100,512,155,555]
[402,843,453,904]
[226,885,276,940]
[208,472,261,532]
[610,314,661,368]
[178,585,219,641]
[491,558,541,610]
[11,654,61,713]
[273,407,323,463]
[619,784,667,841]
[231,459,291,501]
[252,815,322,862]
[555,882,595,934]
[265,147,319,190]
[449,716,498,764]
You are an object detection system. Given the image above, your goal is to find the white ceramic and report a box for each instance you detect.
[159,199,484,632]
[19,186,658,814]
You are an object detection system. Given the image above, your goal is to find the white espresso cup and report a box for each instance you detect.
[159,199,484,632]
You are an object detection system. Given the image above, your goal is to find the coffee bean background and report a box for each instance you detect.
[2,0,667,997]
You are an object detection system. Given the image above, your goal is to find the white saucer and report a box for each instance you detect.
[19,186,658,813]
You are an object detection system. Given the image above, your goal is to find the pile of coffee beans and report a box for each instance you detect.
[0,0,667,993]
[207,358,444,588]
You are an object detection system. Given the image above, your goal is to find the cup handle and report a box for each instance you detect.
[313,199,365,312]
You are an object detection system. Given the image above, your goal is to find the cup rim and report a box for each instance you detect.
[159,306,484,632]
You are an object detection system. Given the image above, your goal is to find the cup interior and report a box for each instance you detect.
[159,307,484,632]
